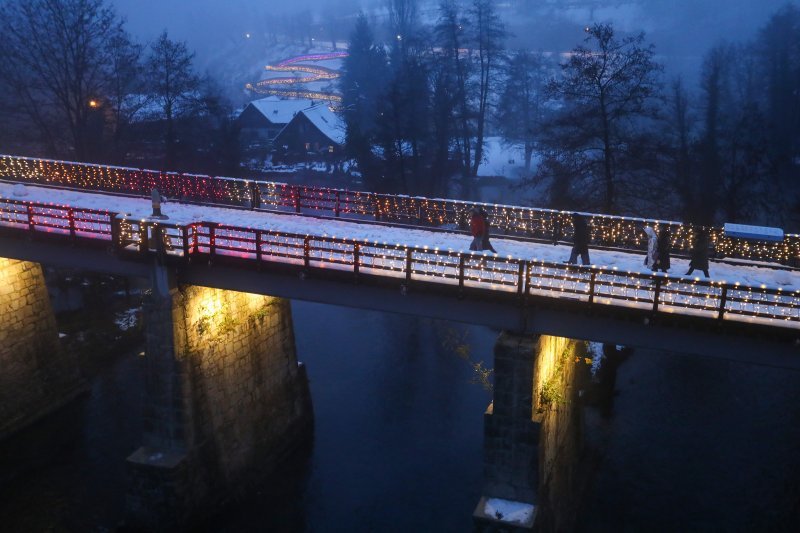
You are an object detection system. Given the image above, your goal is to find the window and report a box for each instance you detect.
[328,146,334,153]
[305,143,311,151]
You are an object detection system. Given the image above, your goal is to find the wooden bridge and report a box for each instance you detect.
[0,154,798,366]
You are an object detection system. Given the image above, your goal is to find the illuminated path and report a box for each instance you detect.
[245,52,347,103]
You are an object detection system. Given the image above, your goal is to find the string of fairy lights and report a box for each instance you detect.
[0,192,797,324]
[1,154,799,265]
[245,52,347,103]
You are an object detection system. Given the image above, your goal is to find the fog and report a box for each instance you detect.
[112,0,794,80]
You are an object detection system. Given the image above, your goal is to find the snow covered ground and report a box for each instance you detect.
[3,182,797,295]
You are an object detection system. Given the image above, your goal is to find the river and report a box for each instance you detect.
[0,300,798,531]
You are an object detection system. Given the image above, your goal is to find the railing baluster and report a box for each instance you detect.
[459,254,466,294]
[652,277,662,314]
[353,242,360,280]
[68,208,76,242]
[26,204,35,233]
[109,214,121,253]
[718,285,728,320]
[209,224,216,265]
[516,261,524,297]
[405,248,413,284]
[250,181,261,209]
[182,226,190,261]
[255,230,263,269]
[588,271,597,304]
[303,235,311,269]
[294,186,301,213]
[335,190,341,217]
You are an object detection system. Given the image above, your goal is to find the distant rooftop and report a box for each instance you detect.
[300,104,345,145]
[248,96,317,124]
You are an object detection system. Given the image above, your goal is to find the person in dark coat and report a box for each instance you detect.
[685,230,710,278]
[469,207,484,251]
[479,208,497,253]
[652,227,671,273]
[567,213,590,265]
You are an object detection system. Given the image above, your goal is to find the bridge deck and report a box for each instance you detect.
[1,182,798,332]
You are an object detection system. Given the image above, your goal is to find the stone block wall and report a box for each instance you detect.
[479,333,585,530]
[0,258,82,440]
[127,283,313,530]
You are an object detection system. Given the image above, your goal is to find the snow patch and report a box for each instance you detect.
[484,498,535,525]
[115,308,139,331]
[587,342,605,377]
[12,184,27,196]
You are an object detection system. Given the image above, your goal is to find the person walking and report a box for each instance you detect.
[652,227,671,273]
[685,229,710,278]
[567,213,590,265]
[469,207,485,251]
[643,226,657,269]
[479,208,497,253]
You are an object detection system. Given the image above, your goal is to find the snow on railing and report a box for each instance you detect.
[1,195,797,331]
[1,154,798,265]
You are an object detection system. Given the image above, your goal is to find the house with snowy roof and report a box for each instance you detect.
[272,103,345,163]
[237,96,317,142]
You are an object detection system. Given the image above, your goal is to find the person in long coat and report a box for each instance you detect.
[685,230,710,278]
[479,208,498,253]
[652,227,671,273]
[469,208,484,251]
[643,226,658,269]
[567,213,590,265]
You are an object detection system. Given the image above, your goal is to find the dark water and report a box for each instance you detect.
[1,300,799,531]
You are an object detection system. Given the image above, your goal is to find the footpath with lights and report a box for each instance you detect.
[0,155,799,364]
[245,52,347,103]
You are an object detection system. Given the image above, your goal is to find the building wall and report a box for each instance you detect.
[0,258,83,440]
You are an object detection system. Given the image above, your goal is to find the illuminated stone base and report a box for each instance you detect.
[125,283,313,529]
[476,332,583,530]
[0,258,83,440]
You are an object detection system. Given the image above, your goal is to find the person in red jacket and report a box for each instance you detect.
[469,207,485,251]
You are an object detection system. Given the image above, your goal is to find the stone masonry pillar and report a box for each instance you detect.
[474,332,575,530]
[125,264,313,530]
[0,258,83,440]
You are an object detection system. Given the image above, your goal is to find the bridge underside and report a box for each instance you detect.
[2,234,798,368]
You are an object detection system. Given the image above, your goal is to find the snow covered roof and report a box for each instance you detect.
[299,104,345,145]
[247,96,317,124]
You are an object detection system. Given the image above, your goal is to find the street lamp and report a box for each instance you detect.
[88,99,99,108]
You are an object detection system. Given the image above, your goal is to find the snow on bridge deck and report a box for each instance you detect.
[3,182,797,294]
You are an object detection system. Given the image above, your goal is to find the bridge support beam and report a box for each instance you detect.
[0,258,83,440]
[125,266,313,530]
[474,332,586,531]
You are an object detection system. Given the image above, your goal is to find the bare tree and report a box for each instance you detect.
[145,31,200,170]
[106,29,144,161]
[538,23,662,214]
[468,0,507,176]
[0,0,122,159]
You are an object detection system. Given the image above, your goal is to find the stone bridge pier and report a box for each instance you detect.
[475,332,588,531]
[0,258,83,440]
[125,265,313,530]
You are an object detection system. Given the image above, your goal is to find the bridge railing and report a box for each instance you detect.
[114,216,800,330]
[2,154,798,266]
[0,196,797,330]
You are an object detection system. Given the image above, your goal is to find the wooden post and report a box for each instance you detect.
[652,277,662,314]
[718,285,728,321]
